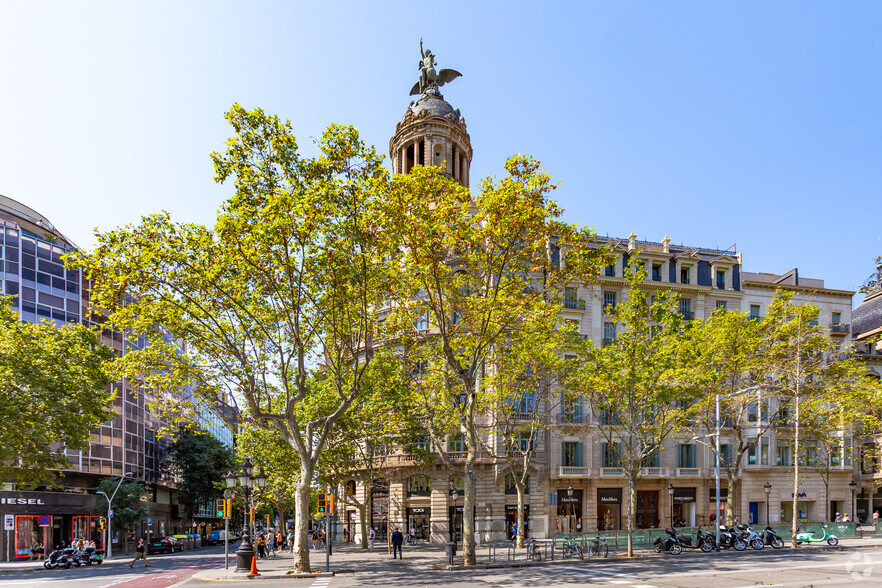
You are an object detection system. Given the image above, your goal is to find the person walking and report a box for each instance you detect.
[287,529,295,552]
[391,527,404,559]
[368,527,375,553]
[129,538,149,568]
[266,531,276,557]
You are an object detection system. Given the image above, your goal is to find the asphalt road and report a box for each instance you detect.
[0,543,233,588]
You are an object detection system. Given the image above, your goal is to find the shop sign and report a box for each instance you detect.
[558,489,583,504]
[709,488,728,502]
[790,492,807,498]
[3,514,13,530]
[673,488,696,503]
[0,498,46,505]
[408,507,428,515]
[597,488,622,504]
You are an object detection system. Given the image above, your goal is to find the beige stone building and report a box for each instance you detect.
[341,84,864,545]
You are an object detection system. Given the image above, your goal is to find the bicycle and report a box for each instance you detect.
[588,534,609,558]
[561,537,583,560]
[526,539,542,561]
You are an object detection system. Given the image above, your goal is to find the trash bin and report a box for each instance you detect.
[445,542,456,565]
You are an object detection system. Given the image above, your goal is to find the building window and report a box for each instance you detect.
[678,444,695,468]
[416,312,430,331]
[563,394,583,423]
[448,434,466,453]
[505,473,529,494]
[716,301,727,311]
[832,312,842,325]
[603,322,616,343]
[601,442,620,467]
[641,448,660,468]
[407,475,431,496]
[716,270,725,290]
[777,441,791,467]
[750,304,761,319]
[652,264,662,282]
[605,263,615,277]
[719,444,732,466]
[562,441,583,467]
[564,286,583,309]
[680,267,690,284]
[603,291,617,312]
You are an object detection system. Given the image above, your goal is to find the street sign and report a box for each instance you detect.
[3,514,13,530]
[37,516,50,526]
[147,517,152,525]
[109,509,114,518]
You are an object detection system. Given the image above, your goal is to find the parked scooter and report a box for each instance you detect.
[762,526,785,549]
[79,546,104,565]
[43,547,72,569]
[653,527,687,555]
[716,526,747,551]
[737,524,765,550]
[795,525,839,546]
[679,527,715,552]
[64,548,82,567]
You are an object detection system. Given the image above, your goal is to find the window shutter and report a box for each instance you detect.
[576,442,583,467]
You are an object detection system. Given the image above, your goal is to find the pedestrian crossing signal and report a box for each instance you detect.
[318,493,326,513]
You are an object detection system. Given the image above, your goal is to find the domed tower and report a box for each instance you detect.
[390,44,471,186]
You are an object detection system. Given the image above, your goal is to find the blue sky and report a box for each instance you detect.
[1,1,879,300]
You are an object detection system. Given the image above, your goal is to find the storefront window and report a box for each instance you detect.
[15,516,50,559]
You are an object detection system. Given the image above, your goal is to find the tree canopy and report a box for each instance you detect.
[165,424,234,519]
[0,299,115,488]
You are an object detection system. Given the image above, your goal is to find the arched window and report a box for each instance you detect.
[407,475,431,496]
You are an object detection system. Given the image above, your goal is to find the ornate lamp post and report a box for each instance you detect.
[225,458,268,573]
[764,482,772,524]
[451,489,459,544]
[668,484,675,527]
[850,480,858,523]
[567,485,574,533]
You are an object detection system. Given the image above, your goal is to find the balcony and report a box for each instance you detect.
[599,467,622,476]
[564,300,586,310]
[602,337,616,347]
[748,315,762,322]
[558,466,592,477]
[557,413,590,425]
[830,323,851,335]
[676,467,701,477]
[679,311,695,321]
[640,467,668,477]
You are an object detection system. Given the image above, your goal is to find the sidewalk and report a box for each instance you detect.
[192,535,882,581]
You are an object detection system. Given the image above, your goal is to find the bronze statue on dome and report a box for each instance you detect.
[410,39,462,96]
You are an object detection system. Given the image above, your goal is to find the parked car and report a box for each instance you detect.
[206,530,236,545]
[148,536,183,554]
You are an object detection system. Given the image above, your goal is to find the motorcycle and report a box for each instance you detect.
[737,524,765,550]
[715,526,747,551]
[762,526,785,549]
[653,527,687,555]
[64,548,82,567]
[43,547,72,569]
[795,525,838,546]
[674,527,715,552]
[80,547,104,565]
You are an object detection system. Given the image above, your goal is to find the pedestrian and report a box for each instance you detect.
[256,533,266,558]
[835,512,843,522]
[874,511,880,526]
[409,526,416,544]
[844,513,852,522]
[511,522,517,541]
[391,527,404,559]
[287,529,295,552]
[266,531,276,557]
[129,538,149,568]
[368,527,375,553]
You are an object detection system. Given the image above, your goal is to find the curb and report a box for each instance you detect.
[192,569,356,582]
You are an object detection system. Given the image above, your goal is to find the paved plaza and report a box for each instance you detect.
[2,538,882,587]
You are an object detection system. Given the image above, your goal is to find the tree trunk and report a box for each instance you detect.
[463,463,478,565]
[727,468,738,526]
[626,475,635,557]
[516,482,525,549]
[293,466,314,572]
[791,394,801,549]
[358,501,368,548]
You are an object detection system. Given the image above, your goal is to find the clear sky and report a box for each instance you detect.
[1,1,879,301]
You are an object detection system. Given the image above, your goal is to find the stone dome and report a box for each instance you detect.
[405,88,463,123]
[854,292,882,339]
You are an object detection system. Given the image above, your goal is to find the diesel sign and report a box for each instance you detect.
[0,498,45,505]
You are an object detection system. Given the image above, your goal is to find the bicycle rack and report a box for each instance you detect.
[506,541,516,561]
[485,543,496,563]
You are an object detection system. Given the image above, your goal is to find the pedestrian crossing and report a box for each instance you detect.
[546,565,656,587]
[308,573,333,588]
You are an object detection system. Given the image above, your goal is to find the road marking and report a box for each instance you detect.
[553,565,639,579]
[607,581,632,585]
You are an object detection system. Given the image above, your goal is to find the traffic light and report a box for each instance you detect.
[216,499,225,517]
[225,499,231,518]
[328,493,335,514]
[318,493,326,513]
[265,513,270,526]
[99,518,106,530]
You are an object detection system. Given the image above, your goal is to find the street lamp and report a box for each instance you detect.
[451,489,459,544]
[764,482,772,524]
[225,459,268,573]
[567,485,574,533]
[668,484,675,527]
[692,384,763,552]
[96,471,133,561]
[850,480,858,523]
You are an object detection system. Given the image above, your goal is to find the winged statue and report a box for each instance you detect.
[410,39,462,96]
